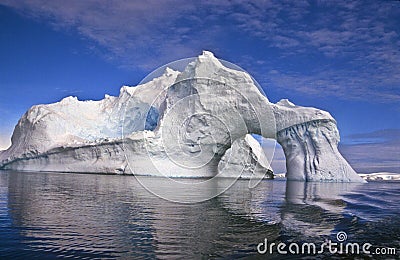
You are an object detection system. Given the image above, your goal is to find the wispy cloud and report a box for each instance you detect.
[340,129,400,173]
[228,1,400,102]
[1,0,206,69]
[261,68,400,102]
[1,0,399,102]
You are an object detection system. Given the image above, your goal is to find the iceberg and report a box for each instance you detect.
[0,51,364,182]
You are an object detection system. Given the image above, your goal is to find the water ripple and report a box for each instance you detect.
[0,171,399,258]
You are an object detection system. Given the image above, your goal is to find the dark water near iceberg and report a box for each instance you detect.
[0,171,399,259]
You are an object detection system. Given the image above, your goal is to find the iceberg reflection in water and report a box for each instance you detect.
[0,171,399,259]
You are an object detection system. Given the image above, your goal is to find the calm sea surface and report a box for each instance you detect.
[0,170,399,259]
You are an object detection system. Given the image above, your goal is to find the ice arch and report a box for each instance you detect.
[155,51,364,182]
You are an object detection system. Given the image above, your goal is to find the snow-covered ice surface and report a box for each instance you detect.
[359,172,400,181]
[218,134,273,179]
[0,51,364,182]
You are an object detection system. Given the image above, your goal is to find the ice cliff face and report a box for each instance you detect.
[0,51,363,182]
[0,68,179,164]
[272,100,362,182]
[218,134,273,179]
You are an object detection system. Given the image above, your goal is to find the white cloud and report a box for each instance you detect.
[1,0,399,102]
[261,68,400,102]
[1,0,205,69]
[223,1,400,102]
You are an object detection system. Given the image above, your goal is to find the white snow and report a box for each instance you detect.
[272,98,335,132]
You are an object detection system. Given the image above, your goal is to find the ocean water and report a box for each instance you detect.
[0,170,399,259]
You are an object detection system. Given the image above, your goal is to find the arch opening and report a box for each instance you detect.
[251,134,286,177]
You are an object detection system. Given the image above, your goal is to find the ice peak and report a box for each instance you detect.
[197,50,222,66]
[163,67,178,77]
[119,85,131,96]
[163,67,175,75]
[201,50,215,58]
[60,96,79,103]
[119,67,179,98]
[177,50,227,80]
[277,99,296,107]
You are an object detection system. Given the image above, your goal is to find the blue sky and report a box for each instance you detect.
[0,0,399,172]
